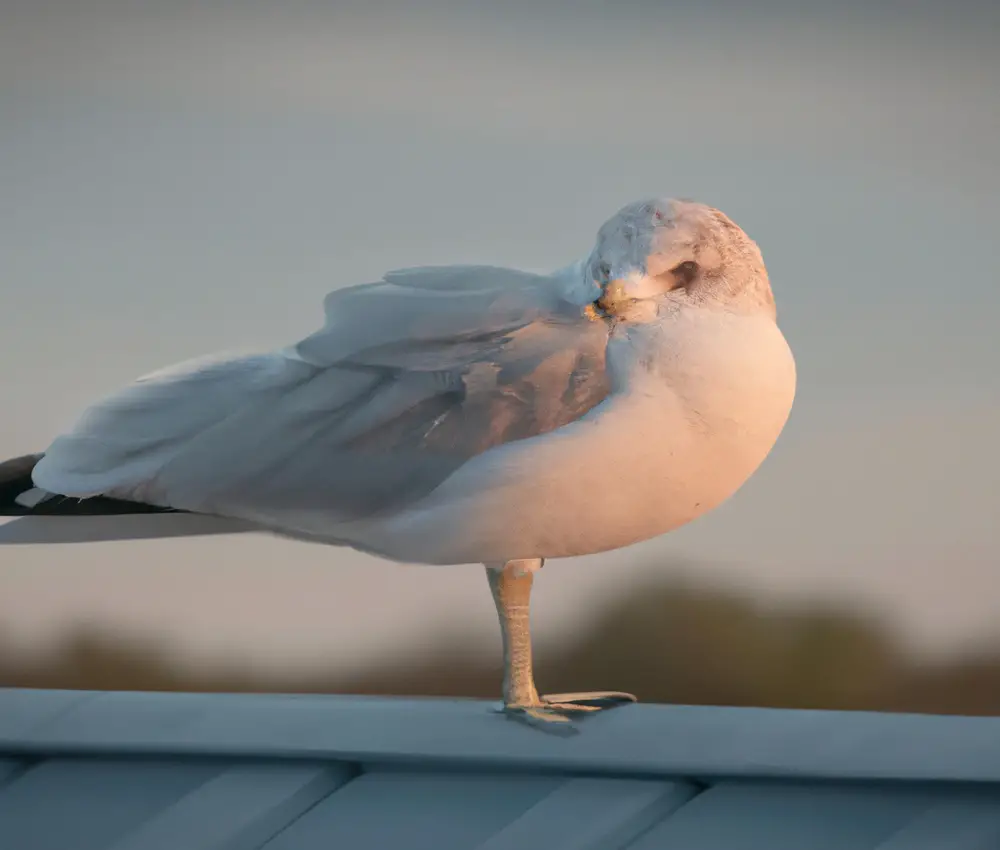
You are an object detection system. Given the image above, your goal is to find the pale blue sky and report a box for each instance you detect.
[1,1,997,673]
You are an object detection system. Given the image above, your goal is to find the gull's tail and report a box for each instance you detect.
[0,453,253,544]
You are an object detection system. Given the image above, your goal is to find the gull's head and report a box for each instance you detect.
[585,199,775,322]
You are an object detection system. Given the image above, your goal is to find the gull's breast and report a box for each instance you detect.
[359,309,796,565]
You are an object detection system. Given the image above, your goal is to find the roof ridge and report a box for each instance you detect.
[2,689,999,784]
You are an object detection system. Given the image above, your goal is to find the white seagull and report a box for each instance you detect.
[0,198,796,722]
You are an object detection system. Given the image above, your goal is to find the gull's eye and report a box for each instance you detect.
[670,260,699,288]
[596,261,611,281]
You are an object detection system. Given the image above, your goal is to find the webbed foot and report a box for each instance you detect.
[500,691,637,733]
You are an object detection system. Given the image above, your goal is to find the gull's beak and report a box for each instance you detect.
[585,278,636,320]
[599,280,630,310]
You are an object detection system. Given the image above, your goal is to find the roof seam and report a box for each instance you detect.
[0,760,29,792]
[258,761,363,848]
[618,779,711,849]
[868,796,958,850]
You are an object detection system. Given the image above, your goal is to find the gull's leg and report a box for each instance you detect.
[486,560,636,723]
[486,559,543,711]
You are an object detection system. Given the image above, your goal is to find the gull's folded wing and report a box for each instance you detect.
[30,265,610,530]
[290,265,571,368]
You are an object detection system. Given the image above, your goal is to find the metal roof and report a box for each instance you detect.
[2,689,1000,849]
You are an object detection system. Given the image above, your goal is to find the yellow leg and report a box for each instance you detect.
[486,561,636,724]
[486,561,542,710]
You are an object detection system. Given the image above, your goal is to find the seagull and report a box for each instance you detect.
[0,198,796,722]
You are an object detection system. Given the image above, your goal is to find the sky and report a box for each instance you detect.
[1,0,998,675]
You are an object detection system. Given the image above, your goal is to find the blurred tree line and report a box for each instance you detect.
[2,576,999,715]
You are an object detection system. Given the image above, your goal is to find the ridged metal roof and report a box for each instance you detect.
[2,688,1000,849]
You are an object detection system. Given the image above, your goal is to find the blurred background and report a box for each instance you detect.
[1,0,998,713]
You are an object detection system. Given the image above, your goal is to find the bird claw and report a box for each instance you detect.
[542,691,638,710]
[540,702,602,714]
[500,691,637,732]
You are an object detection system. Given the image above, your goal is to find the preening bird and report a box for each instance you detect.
[0,198,796,723]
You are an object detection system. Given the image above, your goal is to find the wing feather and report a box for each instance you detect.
[33,265,611,526]
[292,265,562,368]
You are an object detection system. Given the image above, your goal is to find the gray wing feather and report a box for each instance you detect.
[293,265,563,368]
[34,265,610,525]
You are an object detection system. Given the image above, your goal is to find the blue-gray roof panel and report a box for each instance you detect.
[107,763,354,850]
[7,690,1000,784]
[474,778,697,850]
[0,758,225,850]
[0,758,23,786]
[873,798,1000,850]
[0,687,93,740]
[261,770,563,850]
[628,781,950,850]
[2,689,999,850]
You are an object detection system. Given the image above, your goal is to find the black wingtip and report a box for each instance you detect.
[0,453,180,516]
[0,453,45,515]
